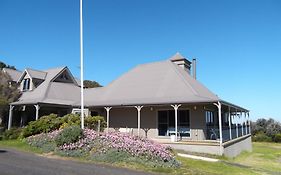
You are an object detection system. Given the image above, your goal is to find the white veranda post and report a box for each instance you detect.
[241,111,244,136]
[104,107,112,133]
[236,109,239,138]
[214,102,223,155]
[135,106,143,137]
[228,107,232,140]
[34,104,40,120]
[248,112,251,134]
[245,112,248,135]
[8,105,14,130]
[171,104,181,142]
[80,0,85,129]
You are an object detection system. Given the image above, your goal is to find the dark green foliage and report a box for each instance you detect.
[273,133,281,143]
[2,127,22,140]
[251,118,281,142]
[252,132,272,142]
[55,126,83,146]
[91,149,131,163]
[0,61,16,70]
[0,71,21,127]
[83,80,102,88]
[21,114,60,138]
[56,149,88,157]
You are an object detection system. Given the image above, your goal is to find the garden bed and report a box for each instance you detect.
[26,127,180,168]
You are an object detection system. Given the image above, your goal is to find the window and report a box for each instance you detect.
[23,78,30,91]
[72,108,89,116]
[205,110,214,125]
[158,110,190,137]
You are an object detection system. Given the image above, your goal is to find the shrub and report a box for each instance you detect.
[27,128,179,167]
[59,114,80,128]
[91,149,131,163]
[273,133,281,143]
[21,114,60,138]
[55,126,83,146]
[85,115,106,131]
[2,127,22,140]
[26,130,60,152]
[21,113,106,138]
[252,132,272,142]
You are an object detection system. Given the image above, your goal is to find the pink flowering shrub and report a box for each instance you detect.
[100,132,174,162]
[26,130,61,152]
[27,129,179,167]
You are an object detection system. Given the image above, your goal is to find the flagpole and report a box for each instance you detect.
[80,0,84,129]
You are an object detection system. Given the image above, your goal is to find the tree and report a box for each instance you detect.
[0,61,16,70]
[83,80,102,88]
[0,71,21,127]
[252,118,281,140]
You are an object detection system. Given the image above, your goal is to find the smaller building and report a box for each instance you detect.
[2,68,22,86]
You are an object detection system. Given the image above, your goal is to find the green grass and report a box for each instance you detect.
[1,140,280,175]
[0,139,43,154]
[231,142,281,174]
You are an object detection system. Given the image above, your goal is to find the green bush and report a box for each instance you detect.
[2,127,22,140]
[252,132,272,142]
[91,149,131,163]
[55,125,83,146]
[273,133,281,143]
[21,113,61,138]
[85,115,106,131]
[21,113,106,138]
[59,114,80,128]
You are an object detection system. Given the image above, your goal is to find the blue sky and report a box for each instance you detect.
[1,0,281,121]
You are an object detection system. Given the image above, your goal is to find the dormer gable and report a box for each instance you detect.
[18,68,47,92]
[51,67,78,85]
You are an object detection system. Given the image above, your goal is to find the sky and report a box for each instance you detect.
[0,0,281,121]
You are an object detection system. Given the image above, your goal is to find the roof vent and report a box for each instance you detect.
[170,52,192,74]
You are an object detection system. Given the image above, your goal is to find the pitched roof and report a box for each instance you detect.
[12,67,80,106]
[26,68,47,80]
[2,68,22,82]
[10,53,248,111]
[83,58,219,107]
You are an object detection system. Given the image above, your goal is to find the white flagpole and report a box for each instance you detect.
[80,0,84,129]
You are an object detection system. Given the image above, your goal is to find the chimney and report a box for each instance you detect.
[192,58,196,79]
[170,52,192,74]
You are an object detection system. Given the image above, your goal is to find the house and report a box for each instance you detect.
[8,53,252,157]
[2,68,22,86]
[8,67,81,127]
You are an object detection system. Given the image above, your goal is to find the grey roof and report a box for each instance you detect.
[26,68,47,80]
[83,59,219,107]
[12,67,80,106]
[2,68,22,82]
[11,53,248,111]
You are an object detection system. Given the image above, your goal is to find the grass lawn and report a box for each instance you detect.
[231,142,281,174]
[0,140,280,175]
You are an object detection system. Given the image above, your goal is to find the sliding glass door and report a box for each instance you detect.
[158,110,190,137]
